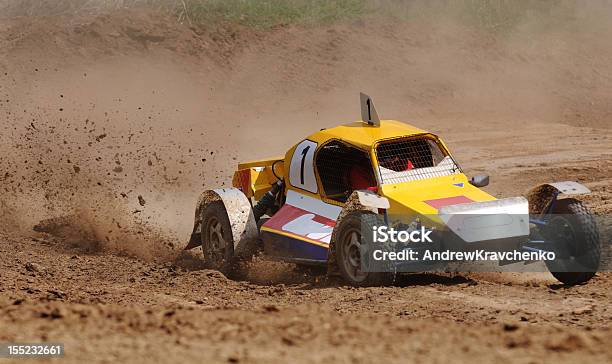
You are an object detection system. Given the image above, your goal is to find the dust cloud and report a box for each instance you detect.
[1,2,611,260]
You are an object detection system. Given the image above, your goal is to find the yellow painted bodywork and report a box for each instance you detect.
[308,120,427,148]
[237,157,283,170]
[233,157,283,200]
[237,120,496,222]
[380,175,496,227]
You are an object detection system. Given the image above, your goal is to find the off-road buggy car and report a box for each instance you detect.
[185,94,601,286]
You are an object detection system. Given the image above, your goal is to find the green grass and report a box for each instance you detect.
[182,0,366,28]
[0,0,604,34]
[0,0,367,27]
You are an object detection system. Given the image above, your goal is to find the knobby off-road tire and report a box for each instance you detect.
[544,198,600,285]
[335,211,394,287]
[201,201,235,273]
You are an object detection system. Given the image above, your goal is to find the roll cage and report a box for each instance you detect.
[287,133,460,205]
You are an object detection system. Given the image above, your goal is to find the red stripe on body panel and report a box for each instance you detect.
[263,205,335,230]
[424,196,473,209]
[263,204,336,245]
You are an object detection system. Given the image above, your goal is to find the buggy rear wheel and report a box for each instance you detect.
[544,198,600,285]
[201,201,235,273]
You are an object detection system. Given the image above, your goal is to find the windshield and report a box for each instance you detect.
[375,137,460,184]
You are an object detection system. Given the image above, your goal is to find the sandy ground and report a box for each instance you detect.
[0,8,611,363]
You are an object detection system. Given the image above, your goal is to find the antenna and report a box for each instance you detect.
[360,92,380,126]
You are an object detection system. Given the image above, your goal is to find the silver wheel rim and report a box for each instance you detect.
[342,228,367,282]
[206,217,226,263]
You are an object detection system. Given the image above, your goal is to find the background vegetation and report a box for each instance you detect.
[0,0,605,33]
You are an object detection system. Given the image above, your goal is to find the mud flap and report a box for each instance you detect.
[185,188,258,258]
[526,181,591,214]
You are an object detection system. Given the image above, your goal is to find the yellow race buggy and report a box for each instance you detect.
[186,94,601,286]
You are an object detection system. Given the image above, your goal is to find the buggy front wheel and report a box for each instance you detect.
[335,211,393,286]
[544,198,600,285]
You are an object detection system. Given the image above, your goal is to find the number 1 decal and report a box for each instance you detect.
[360,92,380,126]
[289,140,318,193]
[300,145,310,185]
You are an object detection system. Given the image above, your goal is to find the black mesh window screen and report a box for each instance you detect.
[376,137,460,184]
[316,141,375,202]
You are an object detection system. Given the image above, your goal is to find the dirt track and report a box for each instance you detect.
[1,8,611,363]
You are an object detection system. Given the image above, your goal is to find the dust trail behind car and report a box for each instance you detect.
[0,3,611,263]
[1,3,612,363]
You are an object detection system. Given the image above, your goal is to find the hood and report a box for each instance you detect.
[379,174,496,219]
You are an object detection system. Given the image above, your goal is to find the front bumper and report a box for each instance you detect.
[438,197,529,244]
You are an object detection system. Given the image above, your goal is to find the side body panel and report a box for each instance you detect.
[260,190,341,263]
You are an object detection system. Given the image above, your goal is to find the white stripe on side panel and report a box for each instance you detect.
[286,190,342,221]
